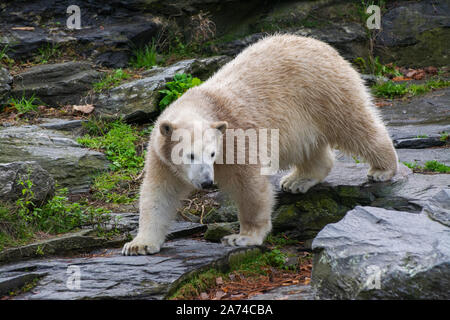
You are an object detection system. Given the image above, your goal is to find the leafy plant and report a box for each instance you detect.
[0,45,14,66]
[423,160,450,173]
[0,176,115,250]
[129,42,157,69]
[7,94,41,115]
[159,73,202,110]
[440,132,449,142]
[354,56,401,77]
[93,69,131,92]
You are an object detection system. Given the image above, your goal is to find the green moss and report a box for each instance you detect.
[273,204,298,226]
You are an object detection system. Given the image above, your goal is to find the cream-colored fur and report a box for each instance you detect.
[122,34,398,255]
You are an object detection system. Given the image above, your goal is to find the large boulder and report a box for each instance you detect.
[311,206,450,299]
[270,162,413,240]
[94,56,230,121]
[12,62,101,106]
[0,124,109,193]
[0,161,54,205]
[376,0,450,67]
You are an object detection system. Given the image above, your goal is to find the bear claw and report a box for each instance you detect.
[122,239,160,255]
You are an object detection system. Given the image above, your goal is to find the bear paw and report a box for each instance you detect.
[122,238,160,256]
[221,234,263,246]
[368,168,395,182]
[280,173,318,194]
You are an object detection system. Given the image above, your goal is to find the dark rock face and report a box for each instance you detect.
[0,161,54,204]
[0,67,12,102]
[0,0,163,67]
[216,23,367,60]
[376,0,450,67]
[312,206,450,299]
[12,62,101,106]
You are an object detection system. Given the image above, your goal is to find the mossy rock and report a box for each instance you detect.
[204,222,240,242]
[272,193,349,240]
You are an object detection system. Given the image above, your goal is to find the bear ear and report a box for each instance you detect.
[211,121,228,134]
[160,120,174,137]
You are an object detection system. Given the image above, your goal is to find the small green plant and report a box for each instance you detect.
[402,161,419,170]
[423,160,450,173]
[7,94,41,115]
[159,73,202,110]
[36,43,61,64]
[440,132,449,142]
[354,56,401,77]
[93,69,131,92]
[129,42,157,69]
[372,81,408,98]
[373,79,450,98]
[402,160,449,173]
[0,45,14,66]
[78,120,145,171]
[78,119,150,205]
[416,134,429,138]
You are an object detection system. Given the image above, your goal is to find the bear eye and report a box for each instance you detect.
[211,152,215,158]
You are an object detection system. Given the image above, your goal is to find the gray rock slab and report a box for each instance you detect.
[12,62,101,106]
[387,123,450,141]
[0,125,109,193]
[249,284,315,300]
[0,240,257,300]
[94,56,230,120]
[380,88,450,125]
[396,148,450,166]
[312,206,450,299]
[0,220,206,266]
[38,118,87,132]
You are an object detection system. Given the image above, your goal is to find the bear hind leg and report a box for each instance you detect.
[280,145,334,194]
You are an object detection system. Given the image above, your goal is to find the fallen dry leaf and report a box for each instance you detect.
[12,26,35,31]
[392,76,413,82]
[73,104,95,114]
[216,277,224,285]
[200,292,209,300]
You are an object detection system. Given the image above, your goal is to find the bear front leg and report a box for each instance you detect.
[122,156,191,255]
[216,166,274,247]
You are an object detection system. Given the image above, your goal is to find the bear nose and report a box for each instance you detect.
[201,180,213,189]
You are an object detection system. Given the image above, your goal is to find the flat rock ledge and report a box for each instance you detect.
[311,206,450,299]
[0,219,205,266]
[0,239,261,300]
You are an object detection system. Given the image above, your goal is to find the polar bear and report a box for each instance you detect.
[122,34,398,255]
